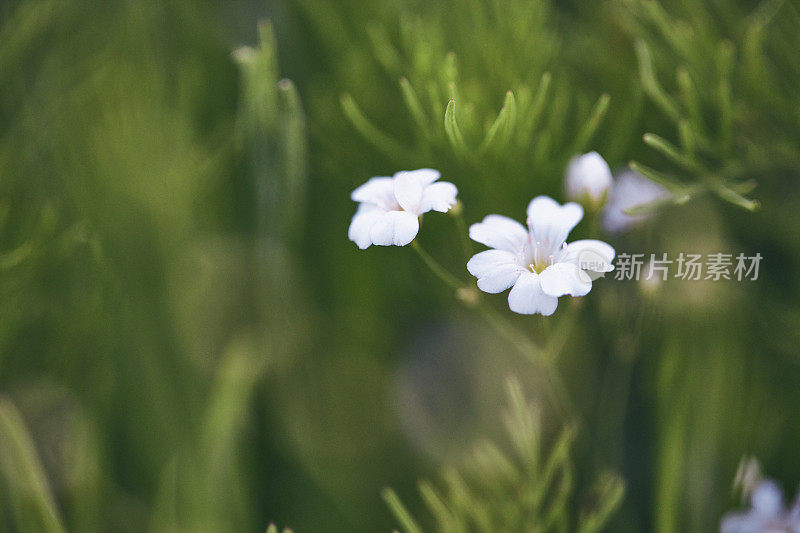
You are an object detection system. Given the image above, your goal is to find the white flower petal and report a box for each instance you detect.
[507,271,559,316]
[751,480,784,517]
[720,513,766,533]
[369,210,420,247]
[601,169,670,233]
[468,250,525,294]
[540,262,592,297]
[395,168,441,187]
[469,215,529,253]
[467,250,519,277]
[565,152,613,202]
[526,196,583,250]
[351,176,395,207]
[477,265,525,294]
[559,239,616,272]
[394,172,425,213]
[348,204,385,249]
[420,181,458,213]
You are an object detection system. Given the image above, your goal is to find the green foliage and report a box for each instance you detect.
[621,0,800,212]
[0,1,307,530]
[331,0,617,207]
[383,378,624,532]
[0,398,65,533]
[234,20,308,244]
[266,524,293,533]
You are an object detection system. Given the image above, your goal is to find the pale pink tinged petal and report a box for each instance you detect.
[526,195,583,250]
[394,171,425,213]
[369,210,420,247]
[348,204,383,249]
[507,271,559,316]
[559,239,616,272]
[419,181,458,213]
[395,168,441,186]
[468,215,529,253]
[466,250,519,277]
[539,262,592,297]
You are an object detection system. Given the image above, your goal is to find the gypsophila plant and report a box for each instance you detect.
[383,378,625,533]
[3,0,794,531]
[347,154,617,418]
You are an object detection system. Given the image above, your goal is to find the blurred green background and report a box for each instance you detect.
[0,0,799,531]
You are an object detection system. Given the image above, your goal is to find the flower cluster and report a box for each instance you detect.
[347,153,653,315]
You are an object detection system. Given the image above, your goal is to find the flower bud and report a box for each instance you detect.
[565,152,613,207]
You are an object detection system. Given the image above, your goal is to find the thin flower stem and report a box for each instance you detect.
[474,301,576,422]
[411,241,578,423]
[585,207,601,240]
[411,241,463,290]
[596,296,652,464]
[450,207,472,261]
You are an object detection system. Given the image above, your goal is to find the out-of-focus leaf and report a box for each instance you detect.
[0,397,66,533]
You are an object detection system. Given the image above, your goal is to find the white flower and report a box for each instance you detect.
[565,152,613,205]
[601,169,670,233]
[721,479,800,532]
[348,169,458,249]
[467,196,615,316]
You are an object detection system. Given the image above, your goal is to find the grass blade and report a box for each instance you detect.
[341,93,409,159]
[629,161,685,192]
[0,397,66,533]
[444,98,470,159]
[570,93,610,154]
[480,91,517,153]
[382,488,424,533]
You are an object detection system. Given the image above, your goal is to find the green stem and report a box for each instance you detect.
[475,302,575,422]
[451,207,472,261]
[411,241,577,423]
[412,241,463,290]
